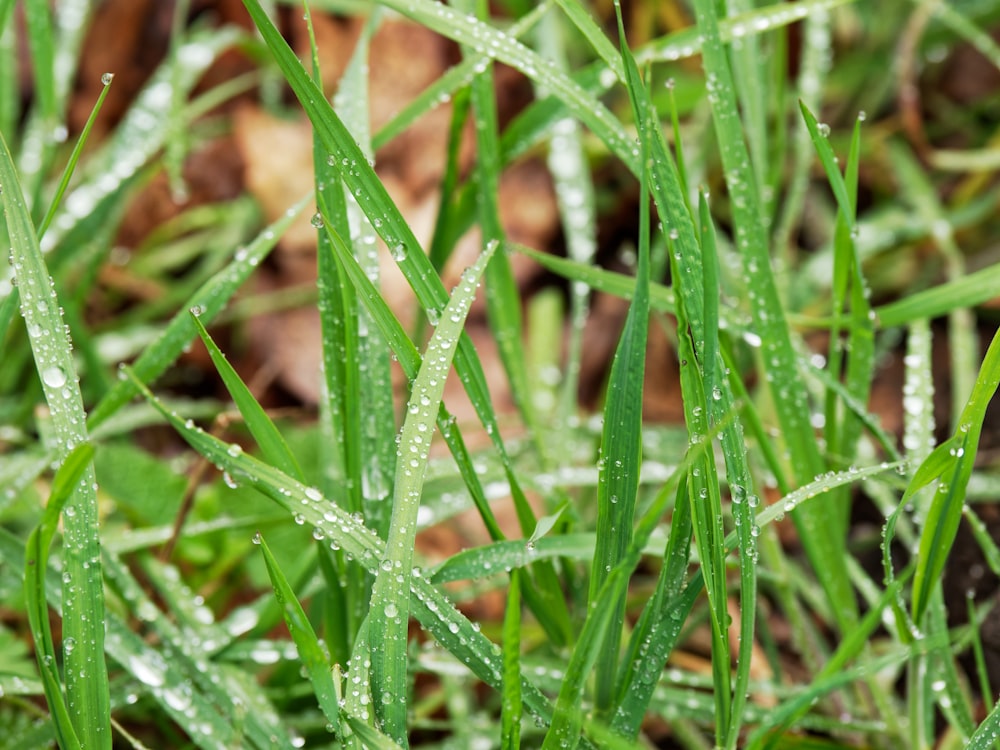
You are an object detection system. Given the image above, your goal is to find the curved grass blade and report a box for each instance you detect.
[88,195,306,428]
[1,130,110,749]
[23,443,93,750]
[191,312,304,481]
[241,0,543,550]
[911,326,1000,622]
[368,241,497,743]
[256,534,340,733]
[125,372,557,726]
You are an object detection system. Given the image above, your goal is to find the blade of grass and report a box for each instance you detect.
[190,312,304,480]
[23,443,93,750]
[501,570,522,750]
[692,0,856,632]
[368,241,497,744]
[242,0,544,549]
[1,130,111,750]
[256,534,340,735]
[124,371,557,726]
[588,14,651,714]
[910,326,1000,622]
[875,263,1000,328]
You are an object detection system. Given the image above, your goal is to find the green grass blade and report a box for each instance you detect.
[36,72,113,239]
[875,263,1000,328]
[692,0,856,633]
[1,130,111,750]
[190,312,304,481]
[242,0,542,543]
[551,0,624,83]
[88,196,306,428]
[124,372,557,725]
[368,241,497,744]
[256,534,340,733]
[23,443,93,750]
[588,16,651,713]
[501,570,522,750]
[911,326,1000,622]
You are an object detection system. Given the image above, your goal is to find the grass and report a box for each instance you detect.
[2,0,1000,748]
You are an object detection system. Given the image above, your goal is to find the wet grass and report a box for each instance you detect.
[2,1,1000,748]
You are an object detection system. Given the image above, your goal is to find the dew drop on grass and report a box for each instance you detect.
[310,212,324,229]
[391,244,407,262]
[384,603,398,618]
[101,72,114,86]
[42,366,67,388]
[817,122,831,137]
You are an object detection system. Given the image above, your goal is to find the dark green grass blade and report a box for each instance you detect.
[23,443,93,750]
[501,570,523,750]
[587,18,651,713]
[691,0,856,633]
[241,0,541,544]
[910,326,1000,622]
[191,312,304,481]
[1,130,111,750]
[257,534,340,733]
[368,242,497,743]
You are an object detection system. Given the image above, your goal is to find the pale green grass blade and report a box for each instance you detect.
[501,570,522,750]
[692,0,856,633]
[256,534,340,733]
[190,312,304,481]
[588,19,651,713]
[1,131,110,750]
[341,717,406,750]
[88,196,305,428]
[124,374,557,725]
[368,242,497,743]
[533,9,598,425]
[911,326,1000,622]
[969,702,1000,750]
[23,443,93,750]
[323,220,503,539]
[875,264,1000,328]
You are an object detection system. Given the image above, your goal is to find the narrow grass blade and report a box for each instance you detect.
[88,196,306,428]
[256,534,340,733]
[587,19,651,712]
[23,443,93,750]
[501,570,522,750]
[875,263,1000,328]
[692,0,855,632]
[125,372,556,725]
[368,242,497,744]
[191,312,304,481]
[551,0,624,83]
[36,73,113,239]
[911,326,1000,622]
[242,0,543,548]
[42,27,241,252]
[1,131,110,749]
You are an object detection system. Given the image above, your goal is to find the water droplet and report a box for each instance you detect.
[42,366,67,388]
[252,532,262,545]
[391,244,407,262]
[817,122,831,137]
[101,72,114,86]
[384,603,398,618]
[310,212,324,229]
